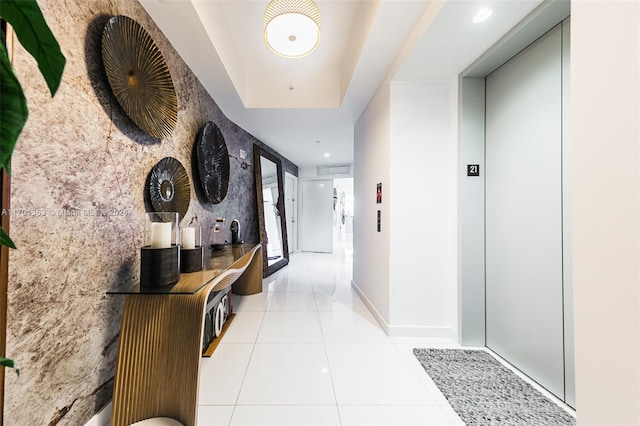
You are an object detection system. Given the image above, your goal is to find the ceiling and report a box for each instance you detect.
[140,0,543,168]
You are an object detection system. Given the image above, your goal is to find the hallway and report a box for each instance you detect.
[196,239,464,425]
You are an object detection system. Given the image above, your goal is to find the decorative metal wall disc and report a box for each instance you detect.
[102,15,178,138]
[148,157,190,221]
[196,122,230,204]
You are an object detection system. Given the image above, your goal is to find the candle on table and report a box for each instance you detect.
[150,222,171,248]
[181,227,196,250]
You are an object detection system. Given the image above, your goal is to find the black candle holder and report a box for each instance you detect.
[180,246,203,273]
[140,245,180,287]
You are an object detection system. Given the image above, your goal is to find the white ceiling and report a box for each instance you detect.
[140,0,543,168]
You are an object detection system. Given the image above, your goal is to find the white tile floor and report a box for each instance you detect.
[197,238,464,426]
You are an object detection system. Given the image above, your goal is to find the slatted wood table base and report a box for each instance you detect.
[231,245,263,295]
[111,245,262,426]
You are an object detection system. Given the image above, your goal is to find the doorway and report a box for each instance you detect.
[284,172,298,253]
[300,179,334,253]
[332,178,353,243]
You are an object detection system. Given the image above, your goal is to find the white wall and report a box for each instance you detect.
[388,80,458,337]
[571,2,640,424]
[353,83,391,324]
[353,78,459,335]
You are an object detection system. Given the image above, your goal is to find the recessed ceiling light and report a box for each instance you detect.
[473,7,493,24]
[315,140,321,144]
[323,153,330,158]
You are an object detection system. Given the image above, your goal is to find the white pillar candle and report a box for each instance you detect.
[181,227,196,250]
[150,222,171,248]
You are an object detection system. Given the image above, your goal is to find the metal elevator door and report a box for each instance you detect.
[485,24,566,400]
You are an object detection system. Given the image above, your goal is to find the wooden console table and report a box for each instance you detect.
[108,243,262,426]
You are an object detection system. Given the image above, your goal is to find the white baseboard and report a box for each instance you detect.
[351,279,458,340]
[85,401,111,426]
[351,279,391,334]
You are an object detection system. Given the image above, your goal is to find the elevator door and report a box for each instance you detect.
[485,25,565,399]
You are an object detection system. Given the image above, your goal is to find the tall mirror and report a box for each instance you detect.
[254,145,289,276]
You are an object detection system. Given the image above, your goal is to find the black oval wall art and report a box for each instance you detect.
[196,122,230,204]
[102,15,178,138]
[147,157,190,221]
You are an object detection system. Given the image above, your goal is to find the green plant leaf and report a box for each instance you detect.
[0,357,19,377]
[0,36,27,174]
[0,0,66,96]
[0,227,16,249]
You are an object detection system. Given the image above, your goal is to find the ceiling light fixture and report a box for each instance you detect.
[473,7,493,24]
[323,153,330,158]
[264,0,321,58]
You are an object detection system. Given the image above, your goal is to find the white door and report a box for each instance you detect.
[485,24,567,400]
[300,179,333,253]
[284,173,298,253]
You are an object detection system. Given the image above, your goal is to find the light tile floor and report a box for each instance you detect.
[197,238,464,426]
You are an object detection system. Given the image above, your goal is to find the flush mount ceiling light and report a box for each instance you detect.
[264,0,321,58]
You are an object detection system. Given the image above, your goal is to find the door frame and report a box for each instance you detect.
[284,172,298,253]
[458,1,573,405]
[299,178,334,253]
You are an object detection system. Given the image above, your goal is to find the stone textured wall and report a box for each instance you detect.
[4,1,296,424]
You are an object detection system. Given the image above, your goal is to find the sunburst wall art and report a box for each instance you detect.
[147,157,190,222]
[196,122,230,205]
[102,15,178,138]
